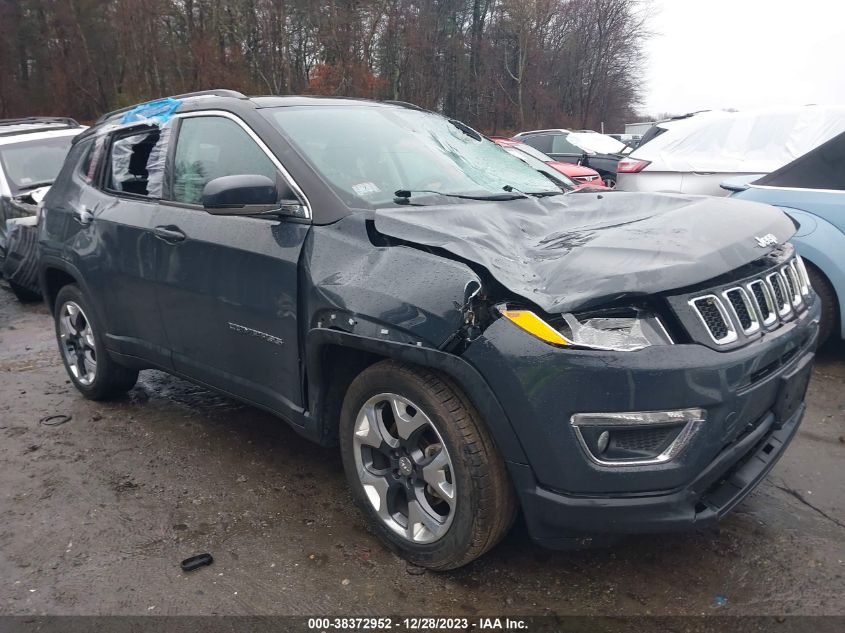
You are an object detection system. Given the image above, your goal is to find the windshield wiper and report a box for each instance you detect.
[528,190,565,198]
[394,189,528,203]
[504,184,565,199]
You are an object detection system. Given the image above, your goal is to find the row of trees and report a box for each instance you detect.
[0,0,650,133]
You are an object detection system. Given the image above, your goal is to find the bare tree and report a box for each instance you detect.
[0,0,650,132]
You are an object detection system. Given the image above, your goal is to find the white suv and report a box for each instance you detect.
[0,117,84,298]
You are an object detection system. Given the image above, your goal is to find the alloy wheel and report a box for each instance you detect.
[352,393,456,544]
[58,301,97,386]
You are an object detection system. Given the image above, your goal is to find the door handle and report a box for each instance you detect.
[153,225,187,243]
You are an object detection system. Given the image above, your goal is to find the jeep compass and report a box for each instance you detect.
[38,90,820,569]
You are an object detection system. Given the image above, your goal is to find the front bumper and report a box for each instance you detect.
[511,402,804,547]
[462,298,819,541]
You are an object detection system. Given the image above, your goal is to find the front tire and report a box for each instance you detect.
[54,284,138,400]
[340,360,516,570]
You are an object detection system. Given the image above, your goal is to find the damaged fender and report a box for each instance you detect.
[302,214,486,349]
[299,214,528,460]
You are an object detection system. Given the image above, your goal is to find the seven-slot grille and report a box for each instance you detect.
[688,256,812,345]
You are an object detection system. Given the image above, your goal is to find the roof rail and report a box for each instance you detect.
[0,116,82,136]
[382,100,430,112]
[169,88,247,100]
[0,117,81,137]
[95,89,248,124]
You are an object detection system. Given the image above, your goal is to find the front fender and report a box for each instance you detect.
[301,214,484,349]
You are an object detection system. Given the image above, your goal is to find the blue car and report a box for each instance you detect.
[722,131,845,344]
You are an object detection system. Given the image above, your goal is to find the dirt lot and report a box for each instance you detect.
[1,279,843,618]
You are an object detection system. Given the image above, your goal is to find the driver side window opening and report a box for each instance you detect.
[170,116,279,206]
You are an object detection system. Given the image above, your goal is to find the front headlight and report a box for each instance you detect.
[498,306,672,351]
[560,309,673,351]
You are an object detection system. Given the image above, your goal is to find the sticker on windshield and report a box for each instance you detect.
[352,182,381,196]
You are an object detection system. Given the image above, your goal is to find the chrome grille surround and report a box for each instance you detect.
[688,295,738,344]
[686,255,812,347]
[794,256,811,296]
[766,272,792,317]
[783,263,803,306]
[721,287,760,335]
[746,279,777,326]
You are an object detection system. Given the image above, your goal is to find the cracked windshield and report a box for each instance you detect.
[264,106,562,207]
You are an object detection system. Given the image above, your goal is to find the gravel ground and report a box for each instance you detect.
[1,279,843,617]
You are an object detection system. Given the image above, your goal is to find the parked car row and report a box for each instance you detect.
[488,137,606,188]
[19,89,821,571]
[615,106,845,196]
[514,128,629,187]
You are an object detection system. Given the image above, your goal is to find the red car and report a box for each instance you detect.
[490,137,607,187]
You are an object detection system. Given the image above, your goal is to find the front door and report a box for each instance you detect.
[152,113,310,415]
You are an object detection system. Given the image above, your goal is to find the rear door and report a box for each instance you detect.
[77,128,171,367]
[152,112,310,415]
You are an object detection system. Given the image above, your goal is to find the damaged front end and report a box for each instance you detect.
[337,192,818,543]
[1,187,49,298]
[306,189,806,361]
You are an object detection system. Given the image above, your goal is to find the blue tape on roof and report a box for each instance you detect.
[120,97,182,125]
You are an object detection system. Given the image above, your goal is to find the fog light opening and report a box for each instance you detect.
[570,408,706,467]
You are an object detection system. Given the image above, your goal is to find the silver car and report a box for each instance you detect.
[616,107,845,196]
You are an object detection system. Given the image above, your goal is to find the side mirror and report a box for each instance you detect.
[202,174,299,216]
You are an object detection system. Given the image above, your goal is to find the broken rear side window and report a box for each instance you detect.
[106,127,170,198]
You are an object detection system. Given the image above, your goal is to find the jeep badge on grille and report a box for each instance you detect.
[755,234,778,247]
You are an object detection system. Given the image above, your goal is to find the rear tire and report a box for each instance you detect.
[54,284,139,400]
[340,360,517,570]
[807,264,837,346]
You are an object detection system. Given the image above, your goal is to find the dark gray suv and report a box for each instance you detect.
[38,90,820,569]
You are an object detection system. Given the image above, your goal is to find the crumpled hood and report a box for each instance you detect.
[374,191,796,314]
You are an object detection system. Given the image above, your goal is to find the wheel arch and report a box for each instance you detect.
[304,328,529,465]
[801,256,841,340]
[39,258,108,330]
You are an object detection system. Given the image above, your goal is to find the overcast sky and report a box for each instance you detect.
[642,0,845,116]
